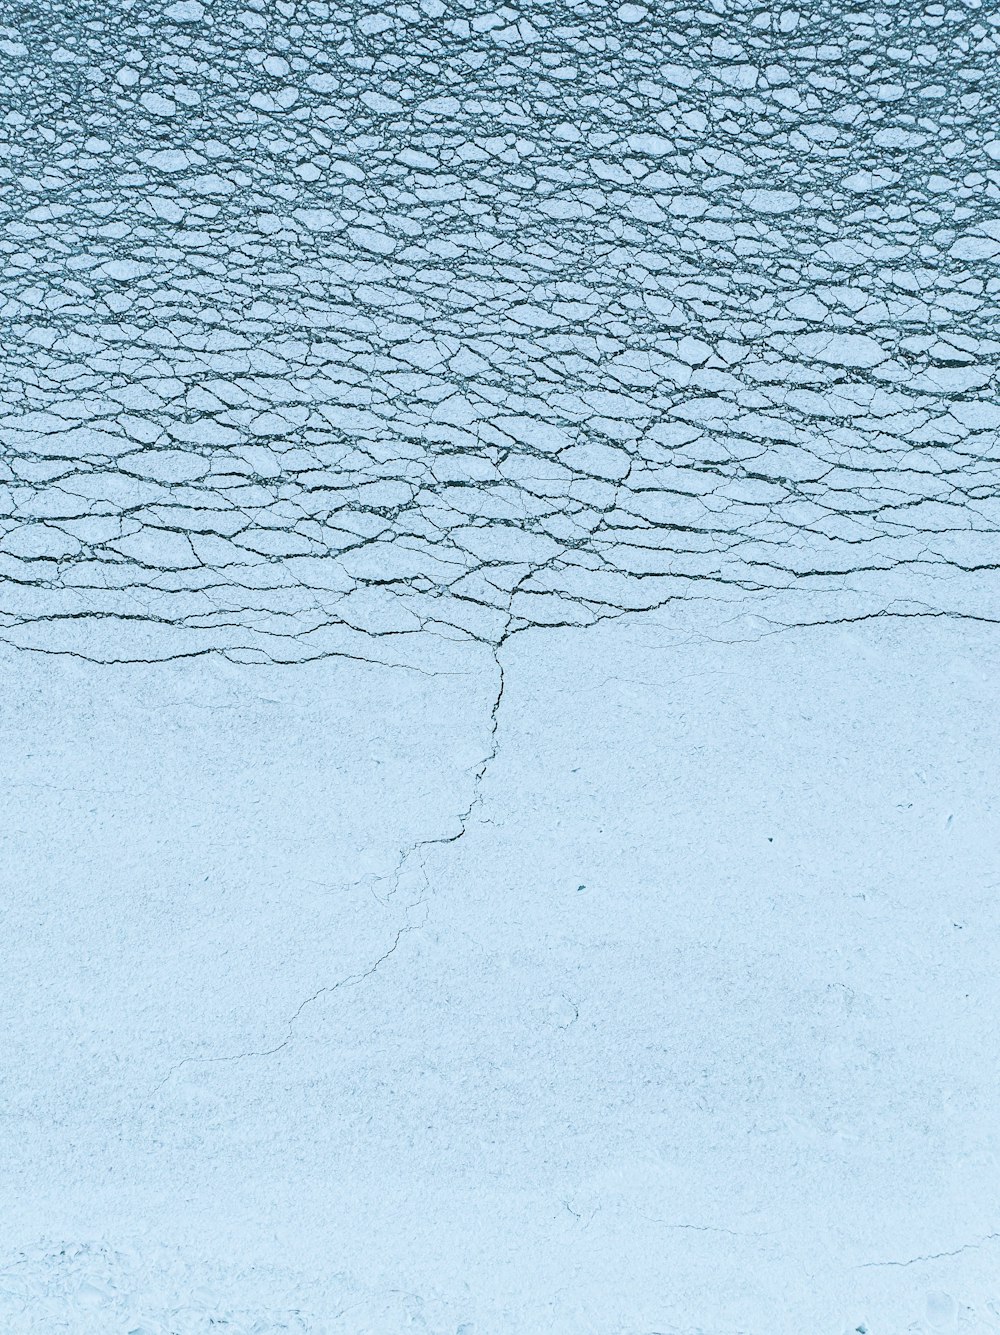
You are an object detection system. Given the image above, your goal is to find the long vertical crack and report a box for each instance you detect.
[153,643,505,1088]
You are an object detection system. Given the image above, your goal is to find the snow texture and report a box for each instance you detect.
[1,0,1000,1330]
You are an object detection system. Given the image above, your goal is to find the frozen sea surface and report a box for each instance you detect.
[2,0,1000,1330]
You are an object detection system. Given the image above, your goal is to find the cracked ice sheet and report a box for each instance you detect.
[4,0,1000,660]
[4,0,1000,1327]
[3,615,1000,1334]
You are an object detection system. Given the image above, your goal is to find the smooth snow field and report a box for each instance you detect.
[2,613,999,1333]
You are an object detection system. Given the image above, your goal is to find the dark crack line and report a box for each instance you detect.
[153,916,422,1093]
[370,639,505,906]
[153,643,506,1092]
[858,1232,1000,1270]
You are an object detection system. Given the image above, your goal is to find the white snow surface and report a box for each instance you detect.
[2,611,999,1334]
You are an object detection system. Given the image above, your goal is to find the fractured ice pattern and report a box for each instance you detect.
[2,0,999,661]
